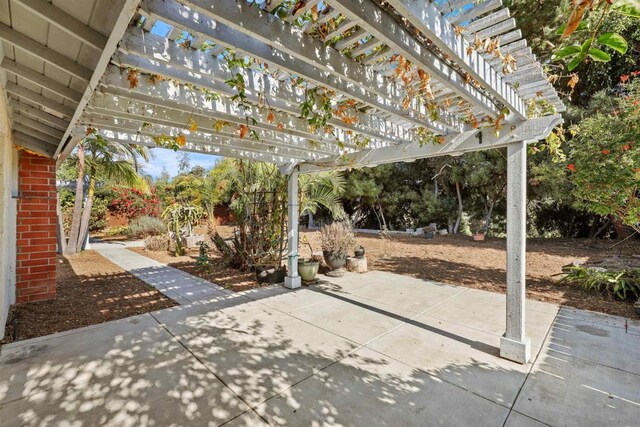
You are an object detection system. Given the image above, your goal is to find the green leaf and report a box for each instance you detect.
[567,53,586,71]
[588,48,611,62]
[553,45,581,59]
[613,0,640,17]
[597,33,628,54]
[580,39,592,53]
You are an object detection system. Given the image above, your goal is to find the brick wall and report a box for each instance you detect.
[15,151,57,302]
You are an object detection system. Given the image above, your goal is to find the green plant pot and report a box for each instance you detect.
[298,259,320,282]
[323,250,347,270]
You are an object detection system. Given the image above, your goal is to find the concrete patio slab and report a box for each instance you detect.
[0,347,252,427]
[423,287,560,352]
[514,346,640,426]
[1,267,638,426]
[158,299,360,407]
[254,347,511,426]
[365,315,531,407]
[287,293,405,344]
[504,411,549,426]
[548,309,640,375]
[0,313,179,405]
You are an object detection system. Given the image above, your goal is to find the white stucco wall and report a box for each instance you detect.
[0,85,18,338]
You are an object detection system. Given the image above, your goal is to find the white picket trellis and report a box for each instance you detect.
[1,0,566,364]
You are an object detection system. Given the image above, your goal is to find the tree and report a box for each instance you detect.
[568,76,640,234]
[64,133,149,254]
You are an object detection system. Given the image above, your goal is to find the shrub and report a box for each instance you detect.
[320,221,357,255]
[560,266,640,300]
[109,187,161,219]
[128,216,166,238]
[145,235,170,252]
[104,226,130,236]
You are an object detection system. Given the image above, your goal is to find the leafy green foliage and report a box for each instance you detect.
[560,266,640,300]
[568,77,640,232]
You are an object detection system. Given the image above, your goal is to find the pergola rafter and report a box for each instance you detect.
[0,0,567,365]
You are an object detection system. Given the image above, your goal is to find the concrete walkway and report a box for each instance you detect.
[1,252,639,425]
[92,241,232,305]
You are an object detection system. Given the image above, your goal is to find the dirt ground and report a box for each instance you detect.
[301,231,640,319]
[2,251,177,343]
[131,226,639,318]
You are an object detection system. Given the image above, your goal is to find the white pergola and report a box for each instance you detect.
[0,0,564,364]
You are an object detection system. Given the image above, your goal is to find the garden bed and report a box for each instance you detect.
[1,251,177,344]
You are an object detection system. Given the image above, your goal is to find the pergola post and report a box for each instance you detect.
[500,140,531,364]
[284,169,301,289]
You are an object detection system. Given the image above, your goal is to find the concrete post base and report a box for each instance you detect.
[284,276,301,289]
[500,335,531,364]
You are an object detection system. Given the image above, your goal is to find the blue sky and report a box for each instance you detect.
[143,149,220,178]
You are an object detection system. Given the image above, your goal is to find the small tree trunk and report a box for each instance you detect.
[76,170,96,251]
[453,180,463,234]
[56,192,67,254]
[66,144,85,254]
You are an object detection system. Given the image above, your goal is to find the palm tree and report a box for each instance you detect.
[65,133,149,254]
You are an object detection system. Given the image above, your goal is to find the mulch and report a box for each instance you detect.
[128,247,259,292]
[1,250,177,344]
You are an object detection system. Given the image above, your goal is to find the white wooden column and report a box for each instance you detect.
[500,139,531,364]
[284,169,301,289]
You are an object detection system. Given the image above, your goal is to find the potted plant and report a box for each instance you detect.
[470,218,487,241]
[298,236,320,282]
[321,221,357,270]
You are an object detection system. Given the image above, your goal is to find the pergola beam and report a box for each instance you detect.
[98,67,395,151]
[56,0,142,160]
[116,29,415,144]
[81,115,326,161]
[298,114,563,173]
[144,0,457,134]
[385,0,527,119]
[329,0,499,118]
[94,129,299,164]
[87,93,340,155]
[12,0,108,51]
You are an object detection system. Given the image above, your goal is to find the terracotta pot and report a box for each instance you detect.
[472,233,485,241]
[298,259,320,282]
[323,250,347,270]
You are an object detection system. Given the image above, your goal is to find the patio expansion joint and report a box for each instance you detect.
[501,304,561,427]
[147,310,272,426]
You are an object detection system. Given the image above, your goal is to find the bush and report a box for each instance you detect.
[320,221,357,255]
[145,235,169,251]
[109,187,161,219]
[128,216,166,238]
[104,226,130,236]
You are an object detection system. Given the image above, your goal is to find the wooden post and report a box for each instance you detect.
[500,140,531,364]
[285,169,301,289]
